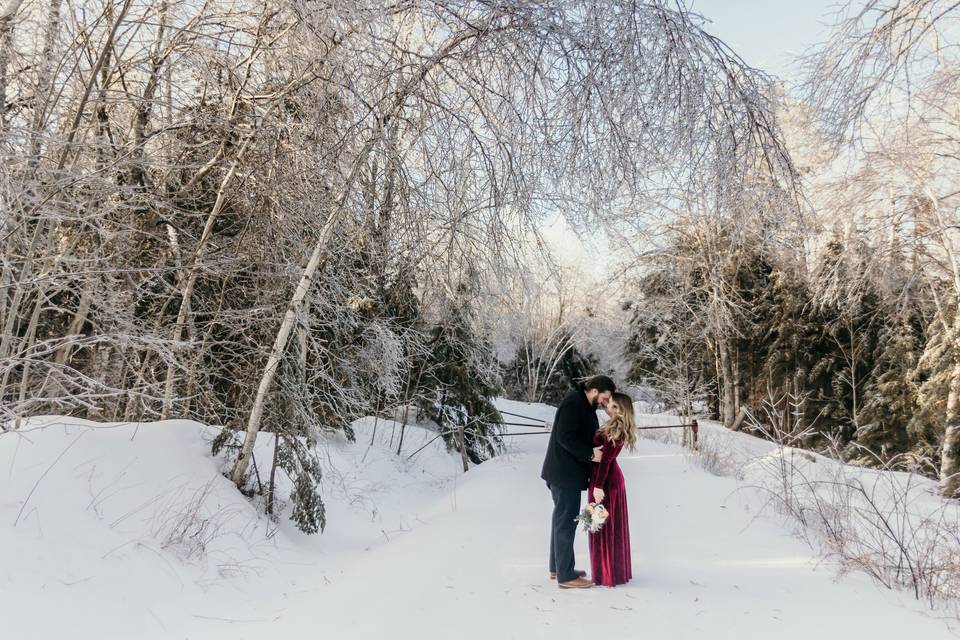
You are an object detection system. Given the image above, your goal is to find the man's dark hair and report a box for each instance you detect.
[583,374,616,394]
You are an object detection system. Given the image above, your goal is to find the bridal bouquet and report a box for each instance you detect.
[575,502,609,533]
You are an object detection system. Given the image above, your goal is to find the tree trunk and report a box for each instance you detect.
[28,0,62,168]
[731,406,748,432]
[230,211,339,485]
[923,192,960,497]
[267,432,280,516]
[11,285,50,425]
[709,340,722,420]
[732,346,741,418]
[847,321,859,439]
[0,257,10,340]
[940,350,960,498]
[128,0,168,187]
[458,424,469,473]
[718,340,736,428]
[0,0,26,132]
[54,285,92,365]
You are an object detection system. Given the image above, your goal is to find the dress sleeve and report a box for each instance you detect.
[593,437,623,489]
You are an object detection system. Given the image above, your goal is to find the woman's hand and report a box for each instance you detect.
[593,487,605,503]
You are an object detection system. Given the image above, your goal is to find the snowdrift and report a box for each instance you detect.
[0,414,464,638]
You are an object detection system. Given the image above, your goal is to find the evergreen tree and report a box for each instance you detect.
[540,342,603,405]
[850,318,922,466]
[807,234,885,443]
[754,266,825,434]
[503,335,602,405]
[416,285,503,466]
[909,314,957,472]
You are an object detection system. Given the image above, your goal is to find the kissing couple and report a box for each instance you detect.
[540,375,637,588]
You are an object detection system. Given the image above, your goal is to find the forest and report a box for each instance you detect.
[2,0,959,540]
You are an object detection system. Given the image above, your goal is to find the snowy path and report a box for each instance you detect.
[3,404,956,639]
[197,406,955,639]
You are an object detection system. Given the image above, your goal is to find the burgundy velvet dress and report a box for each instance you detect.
[588,431,632,587]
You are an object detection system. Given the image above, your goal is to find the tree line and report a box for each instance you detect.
[625,0,960,499]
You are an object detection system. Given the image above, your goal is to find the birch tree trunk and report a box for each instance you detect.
[230,211,340,484]
[718,340,736,429]
[28,0,61,167]
[940,352,960,497]
[0,0,25,132]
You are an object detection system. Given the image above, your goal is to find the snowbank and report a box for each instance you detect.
[636,411,960,609]
[0,414,464,638]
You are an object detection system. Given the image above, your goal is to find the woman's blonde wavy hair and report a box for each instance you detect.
[600,392,637,450]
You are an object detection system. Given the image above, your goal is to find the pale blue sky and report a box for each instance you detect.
[689,0,849,84]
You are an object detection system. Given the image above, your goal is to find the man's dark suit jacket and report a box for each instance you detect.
[540,389,599,490]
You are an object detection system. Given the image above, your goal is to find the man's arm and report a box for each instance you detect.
[580,405,602,461]
[553,402,595,462]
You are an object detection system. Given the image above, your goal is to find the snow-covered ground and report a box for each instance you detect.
[2,401,957,639]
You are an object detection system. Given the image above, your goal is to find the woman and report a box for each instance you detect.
[588,391,636,587]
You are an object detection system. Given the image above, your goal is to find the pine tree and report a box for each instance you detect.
[755,266,824,434]
[417,285,503,467]
[807,234,885,443]
[286,450,327,534]
[848,225,928,468]
[850,318,922,466]
[909,315,956,473]
[503,335,602,406]
[541,342,603,405]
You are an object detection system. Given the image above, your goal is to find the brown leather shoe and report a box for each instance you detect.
[550,569,587,580]
[558,577,594,589]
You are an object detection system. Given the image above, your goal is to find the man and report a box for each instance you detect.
[541,374,617,589]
